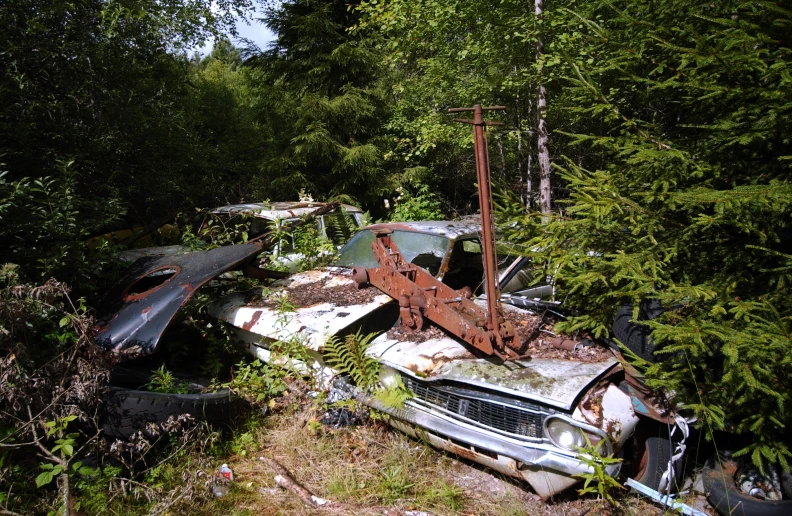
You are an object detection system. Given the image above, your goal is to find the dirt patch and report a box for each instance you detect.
[249,273,383,309]
[502,307,613,362]
[215,399,670,516]
[386,322,448,343]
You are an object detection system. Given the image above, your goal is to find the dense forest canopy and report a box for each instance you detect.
[1,0,791,496]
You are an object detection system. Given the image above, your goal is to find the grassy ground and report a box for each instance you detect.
[188,397,678,516]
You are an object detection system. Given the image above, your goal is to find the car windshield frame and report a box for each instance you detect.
[334,229,451,270]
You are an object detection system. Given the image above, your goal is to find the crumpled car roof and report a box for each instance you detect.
[362,221,482,239]
[212,201,362,219]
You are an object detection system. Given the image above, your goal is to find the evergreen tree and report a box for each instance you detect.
[500,0,792,468]
[250,0,392,212]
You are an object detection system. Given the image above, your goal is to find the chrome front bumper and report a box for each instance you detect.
[344,380,621,498]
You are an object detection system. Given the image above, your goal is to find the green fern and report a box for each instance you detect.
[324,330,380,389]
[374,376,414,409]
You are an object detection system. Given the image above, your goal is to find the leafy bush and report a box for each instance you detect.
[388,183,445,222]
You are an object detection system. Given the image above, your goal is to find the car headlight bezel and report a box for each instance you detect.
[543,415,612,456]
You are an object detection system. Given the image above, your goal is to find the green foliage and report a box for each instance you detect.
[72,465,122,515]
[387,183,445,222]
[425,481,466,512]
[0,0,263,284]
[225,359,288,404]
[497,0,792,469]
[324,330,380,390]
[286,221,338,271]
[574,434,624,506]
[248,0,396,215]
[378,465,414,504]
[146,365,192,394]
[373,376,414,409]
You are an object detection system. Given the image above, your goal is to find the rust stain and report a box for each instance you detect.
[142,306,152,315]
[122,265,182,302]
[604,418,622,444]
[444,441,479,462]
[180,282,194,292]
[242,310,263,331]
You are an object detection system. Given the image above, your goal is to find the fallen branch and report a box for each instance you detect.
[259,457,330,508]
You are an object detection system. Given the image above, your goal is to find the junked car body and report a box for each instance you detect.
[117,201,363,266]
[209,221,682,499]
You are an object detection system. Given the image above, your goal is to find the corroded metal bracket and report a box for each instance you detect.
[353,231,516,359]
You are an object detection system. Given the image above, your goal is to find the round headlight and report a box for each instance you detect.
[378,366,401,390]
[545,417,586,451]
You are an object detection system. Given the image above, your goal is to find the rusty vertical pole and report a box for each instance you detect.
[449,104,505,334]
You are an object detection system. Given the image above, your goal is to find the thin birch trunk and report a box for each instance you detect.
[535,0,551,215]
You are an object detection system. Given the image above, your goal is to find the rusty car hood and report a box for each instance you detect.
[209,267,394,351]
[95,242,262,357]
[367,334,618,411]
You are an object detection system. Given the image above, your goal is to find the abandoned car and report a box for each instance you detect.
[205,220,686,499]
[117,200,363,266]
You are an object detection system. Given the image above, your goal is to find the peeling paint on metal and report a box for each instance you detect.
[364,221,482,240]
[599,384,639,448]
[212,202,362,220]
[368,332,617,410]
[210,282,393,351]
[242,310,263,331]
[96,242,262,356]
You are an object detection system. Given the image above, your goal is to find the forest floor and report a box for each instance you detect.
[190,394,715,516]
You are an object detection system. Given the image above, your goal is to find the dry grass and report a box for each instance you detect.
[190,398,674,516]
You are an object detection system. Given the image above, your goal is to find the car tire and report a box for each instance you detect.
[629,436,676,491]
[703,459,792,516]
[103,367,243,438]
[612,300,663,363]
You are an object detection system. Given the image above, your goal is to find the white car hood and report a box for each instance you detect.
[209,267,394,351]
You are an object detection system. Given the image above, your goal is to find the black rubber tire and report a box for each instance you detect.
[612,300,663,363]
[632,436,674,491]
[782,468,792,500]
[703,461,792,516]
[102,367,243,438]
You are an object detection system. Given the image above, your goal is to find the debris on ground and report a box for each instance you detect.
[211,464,234,498]
[321,406,369,428]
[626,478,709,516]
[504,306,613,362]
[386,323,448,343]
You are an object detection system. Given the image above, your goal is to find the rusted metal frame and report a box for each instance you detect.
[356,232,517,357]
[450,105,505,334]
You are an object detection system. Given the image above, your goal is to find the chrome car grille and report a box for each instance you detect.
[402,376,548,440]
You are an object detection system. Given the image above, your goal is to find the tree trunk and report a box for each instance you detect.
[515,91,530,208]
[535,0,551,215]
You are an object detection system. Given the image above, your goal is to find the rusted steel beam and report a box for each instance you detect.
[448,105,516,354]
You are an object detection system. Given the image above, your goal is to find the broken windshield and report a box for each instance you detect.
[335,230,450,271]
